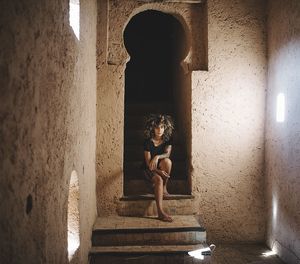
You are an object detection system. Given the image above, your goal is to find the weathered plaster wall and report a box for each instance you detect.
[96,0,124,214]
[266,1,300,263]
[96,0,267,242]
[190,0,267,242]
[0,0,97,263]
[191,0,267,242]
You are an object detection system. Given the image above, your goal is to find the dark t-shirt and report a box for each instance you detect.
[142,138,173,169]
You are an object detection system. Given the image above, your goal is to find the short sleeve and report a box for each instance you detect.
[165,137,173,146]
[143,139,151,151]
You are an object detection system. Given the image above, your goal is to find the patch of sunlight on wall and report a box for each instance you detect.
[272,194,278,234]
[69,0,80,40]
[276,93,285,123]
[68,170,80,261]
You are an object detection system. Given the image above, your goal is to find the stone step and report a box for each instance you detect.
[89,244,211,264]
[124,115,148,130]
[92,215,206,247]
[120,194,194,201]
[124,179,190,196]
[117,196,196,216]
[125,102,174,115]
[124,161,188,180]
[90,244,210,254]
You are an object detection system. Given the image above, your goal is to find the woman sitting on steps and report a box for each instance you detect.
[142,114,174,222]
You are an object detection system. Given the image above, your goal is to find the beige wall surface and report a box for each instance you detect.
[96,0,267,242]
[0,0,97,263]
[266,1,300,263]
[191,0,267,242]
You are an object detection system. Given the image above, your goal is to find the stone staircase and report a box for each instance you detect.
[88,102,210,263]
[124,102,190,196]
[89,215,211,264]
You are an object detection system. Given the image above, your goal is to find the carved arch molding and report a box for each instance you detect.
[106,0,208,71]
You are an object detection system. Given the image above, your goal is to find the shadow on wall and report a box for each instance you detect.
[96,168,123,200]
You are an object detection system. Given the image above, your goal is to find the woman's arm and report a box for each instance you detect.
[149,145,172,170]
[156,145,172,160]
[144,151,152,169]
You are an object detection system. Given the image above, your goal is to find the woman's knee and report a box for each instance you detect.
[152,174,163,185]
[160,158,172,168]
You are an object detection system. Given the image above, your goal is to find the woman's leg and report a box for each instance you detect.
[158,158,172,195]
[151,174,172,222]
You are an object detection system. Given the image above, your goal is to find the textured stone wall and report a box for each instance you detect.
[96,0,267,242]
[96,0,124,215]
[0,0,97,263]
[266,1,300,263]
[191,0,267,242]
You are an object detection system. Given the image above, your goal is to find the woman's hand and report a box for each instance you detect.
[149,155,159,170]
[155,169,170,180]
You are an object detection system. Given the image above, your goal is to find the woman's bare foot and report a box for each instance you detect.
[163,189,170,196]
[158,212,173,222]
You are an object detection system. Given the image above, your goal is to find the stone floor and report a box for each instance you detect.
[210,244,286,264]
[90,244,286,264]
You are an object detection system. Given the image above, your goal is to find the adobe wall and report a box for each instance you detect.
[191,0,267,242]
[0,0,97,263]
[96,0,267,242]
[266,1,300,262]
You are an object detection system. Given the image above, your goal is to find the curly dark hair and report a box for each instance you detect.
[144,114,174,142]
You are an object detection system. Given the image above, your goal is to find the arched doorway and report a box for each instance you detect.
[123,10,191,196]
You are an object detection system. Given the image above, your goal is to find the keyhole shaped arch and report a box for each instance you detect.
[123,9,191,103]
[122,7,192,66]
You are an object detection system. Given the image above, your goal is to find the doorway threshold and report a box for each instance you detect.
[120,194,194,201]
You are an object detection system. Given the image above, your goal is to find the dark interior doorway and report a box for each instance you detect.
[123,10,190,196]
[124,10,187,104]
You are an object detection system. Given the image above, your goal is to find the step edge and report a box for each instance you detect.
[119,194,194,201]
[92,227,206,234]
[89,243,209,255]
